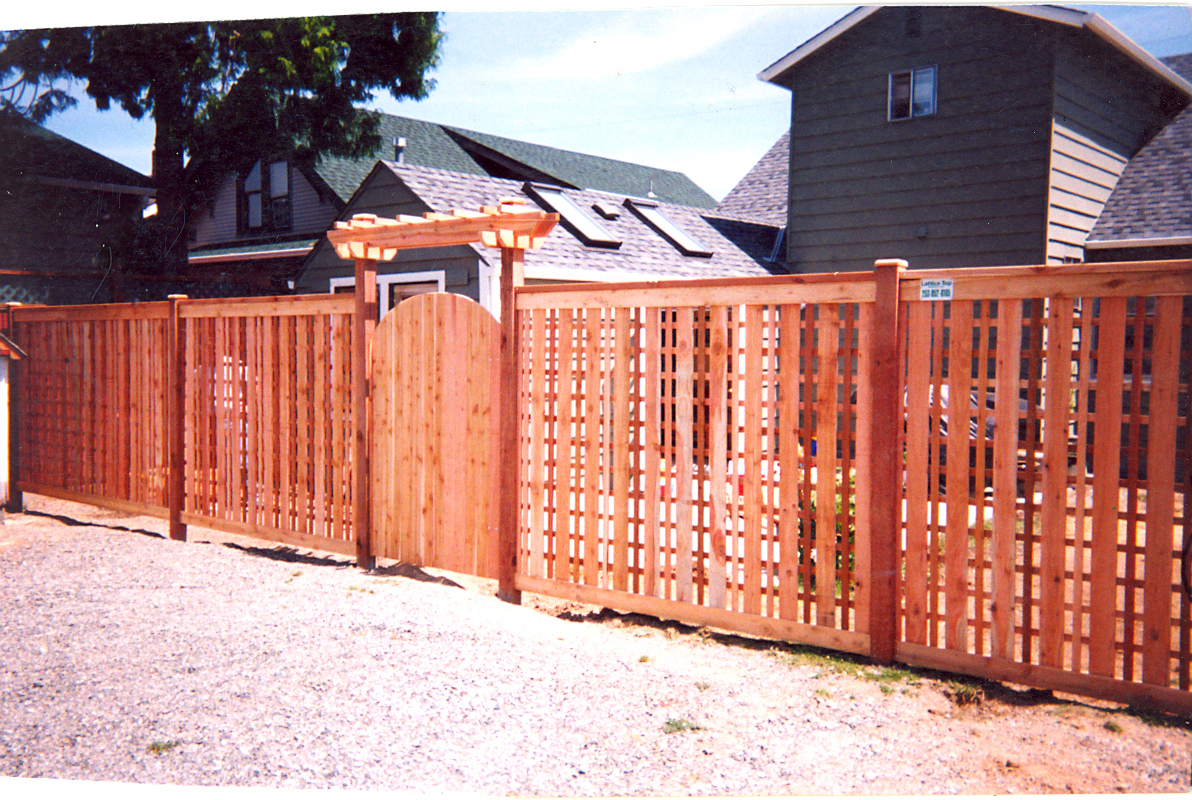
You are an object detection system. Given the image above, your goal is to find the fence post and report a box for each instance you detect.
[497,245,524,604]
[353,258,378,570]
[167,295,188,541]
[868,258,905,664]
[3,304,21,514]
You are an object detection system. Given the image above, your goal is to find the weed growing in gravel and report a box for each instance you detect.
[695,682,710,691]
[147,740,180,755]
[285,571,301,583]
[348,586,374,595]
[663,718,703,734]
[815,688,832,698]
[1103,720,1123,734]
[947,681,985,707]
[639,655,651,663]
[770,645,921,687]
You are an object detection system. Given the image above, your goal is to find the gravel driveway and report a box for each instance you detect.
[1,495,1188,795]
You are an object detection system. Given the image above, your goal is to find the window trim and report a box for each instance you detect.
[888,65,937,121]
[329,270,446,319]
[239,158,293,235]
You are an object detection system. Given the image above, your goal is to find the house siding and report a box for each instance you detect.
[1045,32,1182,263]
[191,165,338,248]
[297,167,482,304]
[781,6,1056,272]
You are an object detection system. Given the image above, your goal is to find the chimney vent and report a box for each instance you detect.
[394,137,408,164]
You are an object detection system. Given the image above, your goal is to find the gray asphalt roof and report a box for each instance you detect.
[384,162,780,281]
[1088,53,1192,244]
[714,129,789,226]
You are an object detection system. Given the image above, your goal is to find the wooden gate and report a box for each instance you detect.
[370,292,502,577]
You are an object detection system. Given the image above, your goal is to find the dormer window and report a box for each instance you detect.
[240,159,292,234]
[623,198,712,257]
[889,66,936,121]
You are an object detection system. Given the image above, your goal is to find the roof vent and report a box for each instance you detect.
[394,137,408,164]
[592,202,621,220]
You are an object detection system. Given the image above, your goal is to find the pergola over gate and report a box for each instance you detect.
[326,200,558,601]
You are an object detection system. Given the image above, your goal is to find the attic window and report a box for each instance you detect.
[240,159,291,234]
[623,198,713,258]
[524,183,621,249]
[889,66,936,121]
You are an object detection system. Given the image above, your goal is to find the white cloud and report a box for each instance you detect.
[499,7,778,82]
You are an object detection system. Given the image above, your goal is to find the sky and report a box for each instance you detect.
[12,2,1192,202]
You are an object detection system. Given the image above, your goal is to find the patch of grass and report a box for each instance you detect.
[815,687,831,698]
[694,682,710,691]
[663,718,703,734]
[947,681,985,707]
[639,655,651,663]
[147,740,180,755]
[879,684,893,695]
[1103,720,1123,734]
[771,644,921,687]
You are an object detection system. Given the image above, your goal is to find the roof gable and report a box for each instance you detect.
[759,5,1192,101]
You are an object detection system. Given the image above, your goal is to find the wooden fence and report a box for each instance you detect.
[511,261,1192,714]
[11,294,357,554]
[6,255,1190,714]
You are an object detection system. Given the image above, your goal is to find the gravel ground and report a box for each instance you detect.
[1,495,1189,795]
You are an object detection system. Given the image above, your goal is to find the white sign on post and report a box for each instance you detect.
[919,278,954,301]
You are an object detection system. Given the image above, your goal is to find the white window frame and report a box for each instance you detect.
[888,65,937,121]
[329,270,446,319]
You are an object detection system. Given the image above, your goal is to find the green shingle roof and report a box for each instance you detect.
[444,125,718,208]
[0,114,155,190]
[306,112,716,209]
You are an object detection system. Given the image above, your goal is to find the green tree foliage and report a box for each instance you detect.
[0,15,442,271]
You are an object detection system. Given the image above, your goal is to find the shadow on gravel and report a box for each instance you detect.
[371,562,465,589]
[24,509,165,540]
[221,542,354,568]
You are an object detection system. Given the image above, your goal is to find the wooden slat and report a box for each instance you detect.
[991,298,1024,661]
[612,308,632,593]
[179,293,355,319]
[674,306,695,604]
[853,303,873,635]
[903,301,933,645]
[815,305,840,627]
[582,308,601,587]
[743,305,764,616]
[1039,297,1073,668]
[517,280,875,311]
[1141,295,1181,686]
[708,305,729,610]
[641,308,662,598]
[555,309,576,583]
[944,300,973,651]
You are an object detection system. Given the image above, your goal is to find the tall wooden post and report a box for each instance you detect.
[868,258,905,663]
[497,245,525,603]
[166,295,188,541]
[3,304,21,514]
[354,258,378,569]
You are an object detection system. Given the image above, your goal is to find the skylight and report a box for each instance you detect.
[623,199,713,257]
[524,183,621,249]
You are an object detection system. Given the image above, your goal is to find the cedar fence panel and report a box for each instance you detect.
[12,302,172,517]
[513,278,874,655]
[179,294,357,555]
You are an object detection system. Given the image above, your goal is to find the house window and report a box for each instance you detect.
[623,198,713,257]
[889,66,936,121]
[329,271,446,320]
[240,159,292,234]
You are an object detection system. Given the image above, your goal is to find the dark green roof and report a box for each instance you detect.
[0,114,155,190]
[312,115,487,202]
[306,112,717,209]
[444,125,718,208]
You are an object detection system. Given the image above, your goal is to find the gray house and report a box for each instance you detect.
[1085,52,1192,263]
[0,115,156,304]
[722,5,1192,273]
